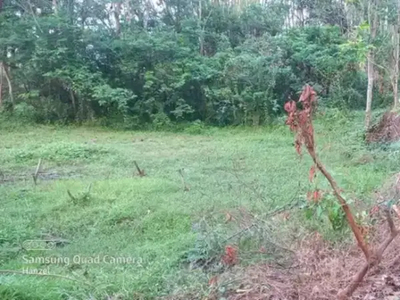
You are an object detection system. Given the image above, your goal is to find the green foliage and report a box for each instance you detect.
[67,184,93,206]
[151,112,173,130]
[303,194,346,231]
[0,0,394,127]
[12,103,37,123]
[92,84,135,116]
[183,120,207,134]
[0,286,40,300]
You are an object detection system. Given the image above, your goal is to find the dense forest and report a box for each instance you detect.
[0,0,399,128]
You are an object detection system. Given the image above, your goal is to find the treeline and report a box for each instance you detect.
[0,0,397,127]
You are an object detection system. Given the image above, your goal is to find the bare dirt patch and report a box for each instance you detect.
[209,222,400,300]
[161,225,400,300]
[0,169,82,185]
[366,111,400,144]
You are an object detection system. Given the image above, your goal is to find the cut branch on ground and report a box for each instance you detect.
[134,161,146,177]
[32,158,42,185]
[178,168,190,191]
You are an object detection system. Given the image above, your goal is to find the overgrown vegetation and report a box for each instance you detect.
[1,0,399,128]
[2,0,400,299]
[1,111,400,299]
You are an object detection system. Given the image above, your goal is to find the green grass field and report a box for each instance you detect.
[1,110,400,300]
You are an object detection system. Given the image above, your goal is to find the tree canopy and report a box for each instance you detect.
[0,0,399,127]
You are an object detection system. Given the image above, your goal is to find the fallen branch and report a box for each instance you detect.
[337,212,399,299]
[178,168,190,191]
[385,207,396,233]
[134,161,146,177]
[32,158,42,185]
[67,190,77,202]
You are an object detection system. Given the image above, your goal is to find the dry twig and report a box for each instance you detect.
[178,168,190,191]
[134,161,146,177]
[32,158,42,185]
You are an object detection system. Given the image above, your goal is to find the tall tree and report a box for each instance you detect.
[392,1,400,109]
[0,0,2,107]
[0,0,397,126]
[365,0,377,129]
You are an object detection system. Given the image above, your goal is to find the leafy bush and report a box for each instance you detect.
[151,112,173,130]
[12,103,37,123]
[0,0,387,128]
[183,120,207,134]
[303,194,346,231]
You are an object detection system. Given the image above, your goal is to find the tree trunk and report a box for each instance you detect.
[114,2,121,35]
[124,0,132,25]
[392,32,399,109]
[0,62,3,107]
[198,0,204,55]
[1,62,13,106]
[365,52,374,129]
[393,4,400,109]
[69,89,76,115]
[53,0,58,15]
[365,1,377,130]
[0,0,4,107]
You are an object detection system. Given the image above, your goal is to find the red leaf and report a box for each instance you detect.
[208,276,218,286]
[221,245,238,266]
[313,190,322,202]
[284,101,296,113]
[309,165,316,182]
[284,85,317,158]
[307,190,322,202]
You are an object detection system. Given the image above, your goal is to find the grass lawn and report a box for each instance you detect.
[1,110,400,300]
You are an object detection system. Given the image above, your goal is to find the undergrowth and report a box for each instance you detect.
[1,109,400,299]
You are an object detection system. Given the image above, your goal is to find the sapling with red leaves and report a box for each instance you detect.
[284,85,400,299]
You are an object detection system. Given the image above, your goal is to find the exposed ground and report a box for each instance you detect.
[366,110,400,144]
[1,110,400,300]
